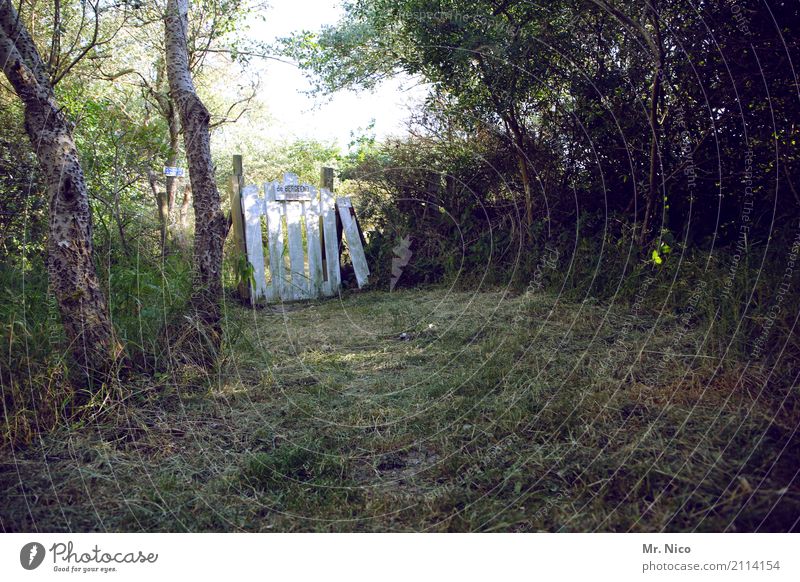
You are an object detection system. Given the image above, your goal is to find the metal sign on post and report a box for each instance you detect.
[163,166,185,177]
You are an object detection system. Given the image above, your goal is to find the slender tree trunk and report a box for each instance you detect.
[639,60,662,246]
[589,0,666,247]
[165,105,182,250]
[507,118,533,229]
[516,151,533,228]
[475,53,534,231]
[151,60,183,256]
[113,188,131,257]
[166,106,180,214]
[639,1,666,247]
[0,0,123,383]
[164,0,228,364]
[639,52,664,245]
[177,183,192,249]
[148,170,169,253]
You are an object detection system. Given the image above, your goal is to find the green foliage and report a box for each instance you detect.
[214,134,342,187]
[233,253,256,291]
[106,254,193,367]
[0,251,194,448]
[0,249,68,450]
[289,0,799,248]
[0,95,46,261]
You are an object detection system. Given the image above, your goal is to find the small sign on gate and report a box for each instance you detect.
[275,183,311,201]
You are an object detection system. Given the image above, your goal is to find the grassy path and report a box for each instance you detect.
[2,289,797,531]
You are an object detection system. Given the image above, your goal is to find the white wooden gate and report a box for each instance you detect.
[240,172,368,303]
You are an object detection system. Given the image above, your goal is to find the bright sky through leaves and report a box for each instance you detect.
[240,0,425,147]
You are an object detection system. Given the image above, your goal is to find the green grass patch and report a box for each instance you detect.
[1,288,797,532]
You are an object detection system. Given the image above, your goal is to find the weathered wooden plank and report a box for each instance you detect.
[322,169,344,266]
[241,184,267,302]
[320,187,340,296]
[285,197,306,300]
[320,167,334,191]
[276,173,305,300]
[301,197,312,291]
[264,181,285,302]
[337,196,370,288]
[305,186,324,298]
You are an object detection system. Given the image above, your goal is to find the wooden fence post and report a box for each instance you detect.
[321,166,334,191]
[320,166,343,270]
[230,154,250,303]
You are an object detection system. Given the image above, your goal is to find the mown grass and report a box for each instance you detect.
[1,288,798,532]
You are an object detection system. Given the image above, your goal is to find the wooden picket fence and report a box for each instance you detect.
[238,171,369,304]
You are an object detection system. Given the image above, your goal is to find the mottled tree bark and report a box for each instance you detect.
[177,183,192,248]
[0,0,123,383]
[164,0,228,364]
[164,103,184,250]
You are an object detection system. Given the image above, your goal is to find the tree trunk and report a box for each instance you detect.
[151,60,183,256]
[474,53,534,231]
[0,0,123,383]
[164,0,228,364]
[639,59,662,246]
[148,170,170,253]
[516,151,533,228]
[639,66,661,246]
[589,0,666,247]
[165,104,182,250]
[639,0,666,247]
[177,182,192,249]
[113,186,131,257]
[506,116,533,229]
[166,105,181,215]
